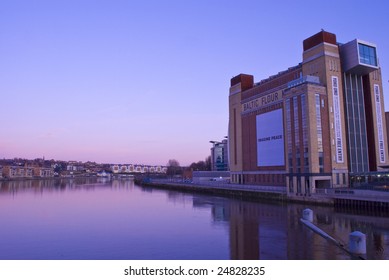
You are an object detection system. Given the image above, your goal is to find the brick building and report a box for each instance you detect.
[228,30,388,195]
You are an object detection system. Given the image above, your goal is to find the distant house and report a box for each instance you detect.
[33,166,53,178]
[67,164,85,172]
[2,165,34,179]
[2,166,18,178]
[25,167,34,177]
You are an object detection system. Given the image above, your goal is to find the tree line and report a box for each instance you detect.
[166,156,211,177]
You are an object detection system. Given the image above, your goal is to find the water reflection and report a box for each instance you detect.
[190,195,333,259]
[0,179,388,260]
[187,193,389,260]
[0,177,131,195]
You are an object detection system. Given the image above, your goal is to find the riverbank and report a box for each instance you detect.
[139,179,335,206]
[139,179,389,212]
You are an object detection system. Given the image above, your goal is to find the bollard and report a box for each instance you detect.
[349,231,366,255]
[302,208,313,223]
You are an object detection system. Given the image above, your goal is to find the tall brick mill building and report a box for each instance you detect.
[228,30,388,195]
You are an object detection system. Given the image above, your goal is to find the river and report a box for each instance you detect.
[0,178,388,260]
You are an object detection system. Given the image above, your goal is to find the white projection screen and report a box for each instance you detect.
[256,109,285,166]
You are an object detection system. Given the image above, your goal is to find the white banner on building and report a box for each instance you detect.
[374,84,385,163]
[332,76,344,163]
[256,109,285,166]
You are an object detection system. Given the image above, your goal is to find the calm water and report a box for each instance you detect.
[0,178,388,260]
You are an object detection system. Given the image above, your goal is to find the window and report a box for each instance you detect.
[315,95,323,152]
[293,96,299,153]
[286,99,293,173]
[294,96,300,173]
[358,43,377,66]
[316,94,324,172]
[301,94,309,173]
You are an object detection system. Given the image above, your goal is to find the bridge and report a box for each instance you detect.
[111,164,167,174]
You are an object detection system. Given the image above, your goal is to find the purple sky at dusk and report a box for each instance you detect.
[1,0,388,166]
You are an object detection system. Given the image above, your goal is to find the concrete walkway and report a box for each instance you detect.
[152,179,286,193]
[326,188,389,203]
[150,179,389,204]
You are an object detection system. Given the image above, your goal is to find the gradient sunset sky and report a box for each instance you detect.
[1,0,388,166]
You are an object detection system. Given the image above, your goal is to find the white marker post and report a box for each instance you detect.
[302,208,313,222]
[349,231,367,255]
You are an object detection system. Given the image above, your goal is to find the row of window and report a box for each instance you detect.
[285,94,324,173]
[344,73,369,173]
[244,173,286,184]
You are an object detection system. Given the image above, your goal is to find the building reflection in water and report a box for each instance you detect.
[228,201,261,259]
[191,194,389,260]
[192,195,286,259]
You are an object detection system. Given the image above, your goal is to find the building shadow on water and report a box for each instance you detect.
[191,194,389,260]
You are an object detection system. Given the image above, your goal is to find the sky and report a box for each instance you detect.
[1,0,389,166]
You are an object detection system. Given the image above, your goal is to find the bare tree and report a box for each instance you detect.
[166,159,181,178]
[205,155,211,171]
